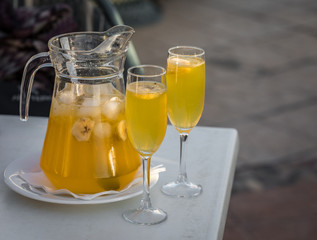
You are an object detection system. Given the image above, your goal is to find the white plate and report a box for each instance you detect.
[4,153,160,205]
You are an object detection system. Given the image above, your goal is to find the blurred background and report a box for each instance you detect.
[1,0,317,239]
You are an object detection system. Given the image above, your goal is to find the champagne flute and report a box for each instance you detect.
[161,46,205,198]
[123,65,168,225]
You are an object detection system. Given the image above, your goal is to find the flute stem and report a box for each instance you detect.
[139,156,152,209]
[177,133,189,183]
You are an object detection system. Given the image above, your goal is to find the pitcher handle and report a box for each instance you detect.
[20,52,53,121]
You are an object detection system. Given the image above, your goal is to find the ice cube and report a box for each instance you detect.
[82,97,100,107]
[141,83,162,93]
[101,97,123,121]
[56,83,86,105]
[77,97,101,118]
[94,122,112,139]
[51,99,71,116]
[57,87,76,105]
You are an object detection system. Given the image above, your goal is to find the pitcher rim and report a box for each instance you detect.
[47,31,130,55]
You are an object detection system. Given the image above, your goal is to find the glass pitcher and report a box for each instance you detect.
[20,25,141,194]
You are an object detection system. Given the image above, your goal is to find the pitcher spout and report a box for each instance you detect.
[92,25,135,55]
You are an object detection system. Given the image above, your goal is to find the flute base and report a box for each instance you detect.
[123,207,167,225]
[161,180,202,198]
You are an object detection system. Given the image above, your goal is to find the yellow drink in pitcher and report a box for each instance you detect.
[166,56,205,132]
[40,81,141,194]
[126,81,167,155]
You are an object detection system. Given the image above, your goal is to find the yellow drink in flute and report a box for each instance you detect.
[126,81,167,155]
[166,56,205,132]
[40,80,141,194]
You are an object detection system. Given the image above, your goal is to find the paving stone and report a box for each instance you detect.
[263,63,317,97]
[267,32,317,61]
[233,156,317,193]
[262,104,317,142]
[247,216,317,240]
[211,0,284,13]
[203,71,316,126]
[223,212,249,240]
[211,40,292,72]
[209,11,287,42]
[234,121,317,165]
[225,179,317,240]
[269,3,317,26]
[236,178,316,215]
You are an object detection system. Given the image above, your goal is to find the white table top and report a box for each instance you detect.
[0,115,238,240]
